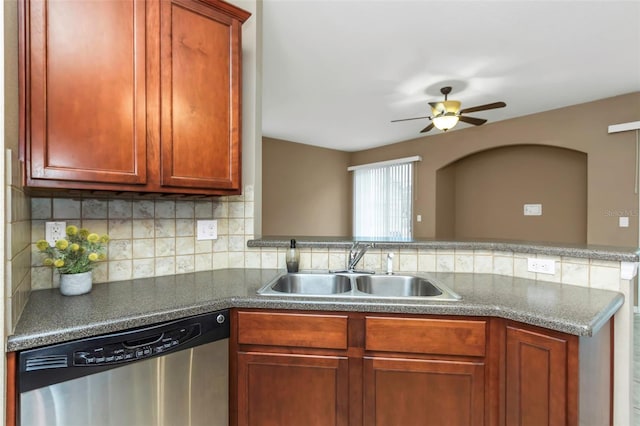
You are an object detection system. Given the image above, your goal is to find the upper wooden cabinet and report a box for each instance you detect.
[19,0,250,196]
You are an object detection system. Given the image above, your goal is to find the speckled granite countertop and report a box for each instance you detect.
[248,237,640,262]
[7,268,623,352]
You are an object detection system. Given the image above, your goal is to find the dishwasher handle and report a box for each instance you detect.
[123,332,164,349]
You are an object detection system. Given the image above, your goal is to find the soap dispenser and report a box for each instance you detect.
[286,239,300,273]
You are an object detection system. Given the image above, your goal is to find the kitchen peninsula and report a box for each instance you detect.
[7,239,638,425]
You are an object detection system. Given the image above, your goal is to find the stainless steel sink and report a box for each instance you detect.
[355,275,444,297]
[257,272,461,301]
[261,273,352,295]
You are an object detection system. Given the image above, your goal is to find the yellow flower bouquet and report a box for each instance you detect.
[36,225,109,274]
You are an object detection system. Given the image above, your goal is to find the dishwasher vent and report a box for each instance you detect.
[25,355,68,371]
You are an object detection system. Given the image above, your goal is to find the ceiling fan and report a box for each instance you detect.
[391,86,506,133]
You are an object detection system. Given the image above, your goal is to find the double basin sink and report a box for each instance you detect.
[257,272,461,301]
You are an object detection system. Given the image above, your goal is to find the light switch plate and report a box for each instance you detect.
[523,204,542,216]
[619,217,629,227]
[197,220,218,240]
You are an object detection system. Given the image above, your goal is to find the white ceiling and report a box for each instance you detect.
[261,0,640,152]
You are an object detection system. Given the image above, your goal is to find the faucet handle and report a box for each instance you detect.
[386,252,395,275]
[348,241,359,258]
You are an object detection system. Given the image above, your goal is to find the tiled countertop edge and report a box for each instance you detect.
[248,237,640,262]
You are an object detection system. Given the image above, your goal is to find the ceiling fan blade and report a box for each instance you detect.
[391,116,430,123]
[459,116,487,126]
[420,123,435,133]
[459,101,506,114]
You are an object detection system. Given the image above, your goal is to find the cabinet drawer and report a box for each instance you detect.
[238,311,348,350]
[365,317,486,357]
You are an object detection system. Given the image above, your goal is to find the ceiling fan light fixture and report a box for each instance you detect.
[432,113,459,131]
[391,86,506,134]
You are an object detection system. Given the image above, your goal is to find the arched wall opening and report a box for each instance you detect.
[435,144,587,244]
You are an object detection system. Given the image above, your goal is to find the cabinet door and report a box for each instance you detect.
[505,325,570,426]
[237,352,349,426]
[159,0,242,190]
[25,0,147,185]
[363,357,485,426]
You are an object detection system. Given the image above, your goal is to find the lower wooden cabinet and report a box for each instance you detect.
[363,357,485,426]
[505,324,578,426]
[237,352,349,426]
[362,316,488,426]
[234,310,350,426]
[232,309,610,426]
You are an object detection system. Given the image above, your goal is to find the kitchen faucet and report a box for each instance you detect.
[347,241,373,272]
[329,241,375,274]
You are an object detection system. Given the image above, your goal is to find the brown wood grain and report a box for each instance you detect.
[233,310,593,426]
[237,352,349,426]
[6,352,16,426]
[20,0,248,196]
[365,316,487,356]
[505,324,578,426]
[363,356,486,426]
[160,0,241,190]
[27,0,147,184]
[237,311,348,350]
[488,317,506,426]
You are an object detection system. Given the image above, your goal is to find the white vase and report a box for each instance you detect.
[59,271,93,296]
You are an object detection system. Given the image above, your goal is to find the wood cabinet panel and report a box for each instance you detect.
[160,0,242,190]
[363,357,485,426]
[505,325,572,426]
[26,0,147,185]
[20,0,249,195]
[365,316,486,356]
[232,310,591,426]
[237,352,349,426]
[237,311,348,350]
[6,352,16,426]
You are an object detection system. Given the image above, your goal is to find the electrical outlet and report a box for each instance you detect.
[527,258,556,275]
[196,220,218,240]
[45,221,67,246]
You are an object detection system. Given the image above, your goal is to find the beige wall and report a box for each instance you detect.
[436,145,587,243]
[351,92,640,247]
[262,137,351,236]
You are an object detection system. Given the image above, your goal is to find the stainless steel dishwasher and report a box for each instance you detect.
[18,310,229,426]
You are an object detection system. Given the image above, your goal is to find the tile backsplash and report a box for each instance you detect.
[6,149,32,333]
[265,247,624,291]
[31,186,256,289]
[29,183,627,293]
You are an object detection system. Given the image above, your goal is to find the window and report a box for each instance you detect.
[350,156,419,239]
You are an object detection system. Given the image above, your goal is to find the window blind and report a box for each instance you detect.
[353,160,413,239]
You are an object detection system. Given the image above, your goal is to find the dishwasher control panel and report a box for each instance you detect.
[19,310,230,394]
[73,323,200,366]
